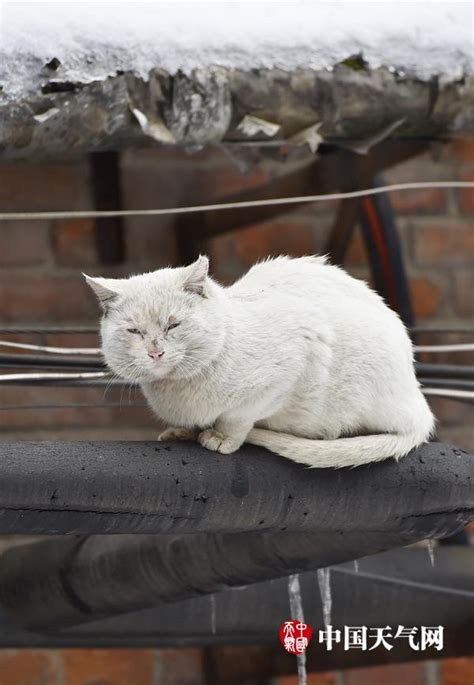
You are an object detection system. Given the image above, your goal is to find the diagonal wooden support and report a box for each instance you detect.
[175,139,431,265]
[324,140,429,265]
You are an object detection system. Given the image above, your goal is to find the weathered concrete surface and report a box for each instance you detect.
[1,67,473,159]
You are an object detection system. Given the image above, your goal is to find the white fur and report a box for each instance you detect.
[85,255,435,468]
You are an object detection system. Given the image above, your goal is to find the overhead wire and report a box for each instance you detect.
[0,181,472,221]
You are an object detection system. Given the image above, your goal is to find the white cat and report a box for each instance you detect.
[85,255,435,468]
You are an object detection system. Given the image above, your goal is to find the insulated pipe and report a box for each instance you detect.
[0,441,471,536]
[0,548,472,674]
[0,353,105,369]
[0,441,472,630]
[0,526,470,631]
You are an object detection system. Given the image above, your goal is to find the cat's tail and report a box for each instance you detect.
[246,421,434,469]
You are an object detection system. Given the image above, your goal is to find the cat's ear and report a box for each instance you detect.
[182,255,209,297]
[83,274,124,311]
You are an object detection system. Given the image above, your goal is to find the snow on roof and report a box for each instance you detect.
[0,1,472,98]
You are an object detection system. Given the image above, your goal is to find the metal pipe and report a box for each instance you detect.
[0,353,105,370]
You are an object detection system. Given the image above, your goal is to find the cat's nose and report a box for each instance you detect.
[148,349,165,361]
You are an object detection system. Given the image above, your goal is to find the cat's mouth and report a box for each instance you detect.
[147,359,174,380]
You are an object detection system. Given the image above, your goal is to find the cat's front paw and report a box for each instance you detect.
[198,429,241,454]
[158,427,198,442]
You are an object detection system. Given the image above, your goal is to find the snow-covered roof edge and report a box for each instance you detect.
[1,2,472,99]
[0,2,473,157]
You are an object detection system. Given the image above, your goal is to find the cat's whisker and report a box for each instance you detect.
[103,359,141,406]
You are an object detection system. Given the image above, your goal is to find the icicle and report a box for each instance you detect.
[295,649,307,685]
[353,559,359,573]
[317,567,332,628]
[287,574,308,685]
[210,594,216,635]
[427,540,435,567]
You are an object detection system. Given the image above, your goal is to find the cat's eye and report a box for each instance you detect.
[127,328,141,335]
[168,321,180,331]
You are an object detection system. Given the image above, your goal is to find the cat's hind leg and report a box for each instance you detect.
[157,427,198,442]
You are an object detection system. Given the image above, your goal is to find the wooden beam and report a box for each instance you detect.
[89,151,125,264]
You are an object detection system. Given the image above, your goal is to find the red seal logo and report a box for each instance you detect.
[280,620,313,654]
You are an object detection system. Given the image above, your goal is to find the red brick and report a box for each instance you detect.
[124,218,177,272]
[415,331,474,366]
[234,220,314,262]
[0,221,51,266]
[345,230,367,266]
[428,396,472,428]
[390,187,446,215]
[275,672,337,685]
[44,332,101,349]
[441,657,474,685]
[457,172,474,215]
[123,147,269,203]
[413,221,474,265]
[0,272,98,322]
[0,332,39,346]
[450,139,474,165]
[344,662,426,685]
[384,152,448,215]
[110,402,157,429]
[199,164,269,200]
[453,268,474,318]
[54,218,98,266]
[206,645,275,684]
[437,425,474,454]
[0,160,91,211]
[61,648,155,685]
[0,649,58,685]
[121,148,269,271]
[1,386,116,431]
[157,648,205,684]
[121,154,180,270]
[210,219,315,281]
[410,277,443,319]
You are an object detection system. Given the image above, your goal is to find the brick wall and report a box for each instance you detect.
[0,140,473,683]
[276,659,474,685]
[0,650,472,685]
[1,141,473,448]
[0,648,205,685]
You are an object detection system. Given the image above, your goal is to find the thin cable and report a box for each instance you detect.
[6,355,474,379]
[1,341,472,357]
[415,363,474,380]
[422,388,474,400]
[0,371,109,383]
[414,343,474,353]
[3,372,474,389]
[0,181,472,221]
[334,566,474,599]
[0,402,147,411]
[1,324,474,336]
[0,341,102,355]
[0,326,98,334]
[411,325,474,335]
[419,378,474,391]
